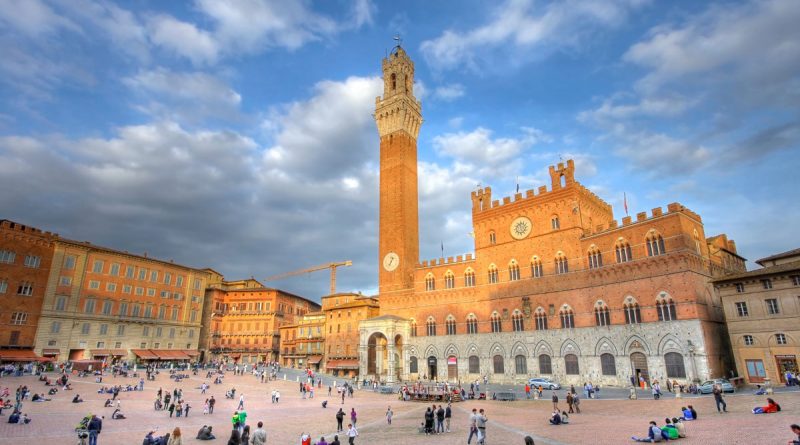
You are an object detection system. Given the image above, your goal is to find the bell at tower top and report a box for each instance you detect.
[381,46,416,101]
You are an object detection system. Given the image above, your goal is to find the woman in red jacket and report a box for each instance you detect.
[752,397,781,414]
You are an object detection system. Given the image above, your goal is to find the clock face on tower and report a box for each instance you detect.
[383,252,400,271]
[510,216,532,240]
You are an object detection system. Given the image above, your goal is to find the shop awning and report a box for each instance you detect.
[182,350,200,357]
[41,349,60,356]
[91,349,110,357]
[0,350,47,362]
[326,359,359,369]
[109,349,127,356]
[307,355,323,365]
[131,349,159,360]
[151,350,190,360]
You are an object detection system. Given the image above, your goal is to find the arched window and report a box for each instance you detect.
[468,355,480,373]
[551,215,560,230]
[490,312,502,333]
[466,314,478,334]
[512,310,524,332]
[531,256,543,278]
[409,356,418,373]
[564,354,579,375]
[600,353,616,376]
[615,239,633,263]
[493,355,504,374]
[646,231,666,256]
[560,306,574,329]
[508,260,520,281]
[555,253,569,274]
[538,354,552,374]
[535,307,548,330]
[488,264,498,284]
[410,320,417,337]
[444,271,455,289]
[515,355,527,374]
[657,295,677,321]
[426,317,436,336]
[664,352,686,378]
[446,316,456,335]
[594,302,610,327]
[489,231,496,245]
[391,73,396,90]
[425,273,435,291]
[693,229,701,254]
[588,246,603,269]
[464,268,475,287]
[624,299,641,324]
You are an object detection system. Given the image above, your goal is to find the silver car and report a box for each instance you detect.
[528,377,561,390]
[698,378,735,394]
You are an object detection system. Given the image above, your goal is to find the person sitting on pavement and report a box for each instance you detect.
[753,397,781,414]
[111,408,126,419]
[196,425,216,440]
[662,418,679,440]
[560,411,570,425]
[672,418,686,438]
[31,393,49,402]
[8,411,20,424]
[680,406,693,421]
[104,399,113,407]
[72,394,83,403]
[688,405,698,420]
[548,410,562,425]
[632,421,663,442]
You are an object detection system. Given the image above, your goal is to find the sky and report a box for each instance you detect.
[1,0,798,301]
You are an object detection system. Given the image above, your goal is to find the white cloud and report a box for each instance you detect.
[420,0,647,71]
[147,14,219,65]
[0,0,79,37]
[59,0,150,62]
[578,94,697,125]
[434,83,465,101]
[613,130,711,175]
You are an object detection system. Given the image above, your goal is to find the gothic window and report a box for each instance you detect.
[425,273,435,291]
[409,356,418,373]
[624,299,642,324]
[600,353,616,376]
[490,312,502,333]
[657,295,677,321]
[664,352,686,378]
[538,354,552,374]
[464,268,476,287]
[555,253,569,275]
[508,260,520,281]
[560,306,574,329]
[694,229,701,254]
[391,73,396,90]
[426,317,437,336]
[588,246,603,269]
[446,316,456,336]
[594,302,610,327]
[646,232,666,257]
[531,256,543,278]
[615,239,633,263]
[551,215,560,230]
[410,320,417,337]
[444,271,455,289]
[466,314,478,334]
[564,354,579,375]
[515,355,527,374]
[488,264,498,284]
[493,355,504,374]
[512,310,524,332]
[489,231,496,245]
[535,308,548,330]
[469,355,480,373]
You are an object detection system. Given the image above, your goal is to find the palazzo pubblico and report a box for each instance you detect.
[358,46,746,387]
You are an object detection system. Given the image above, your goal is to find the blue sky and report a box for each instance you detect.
[1,0,798,300]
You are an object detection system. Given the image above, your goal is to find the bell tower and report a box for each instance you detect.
[375,46,422,295]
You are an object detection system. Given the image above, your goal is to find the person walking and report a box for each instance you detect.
[525,384,531,399]
[445,403,452,433]
[467,408,478,444]
[386,406,393,425]
[336,408,345,432]
[346,423,358,445]
[209,396,215,414]
[238,394,245,410]
[251,421,267,445]
[566,392,574,413]
[87,414,102,445]
[350,408,357,427]
[712,385,727,413]
[551,391,559,411]
[476,409,488,445]
[573,393,581,414]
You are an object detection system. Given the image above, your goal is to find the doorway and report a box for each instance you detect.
[776,355,798,383]
[428,356,438,380]
[630,352,649,387]
[447,356,458,380]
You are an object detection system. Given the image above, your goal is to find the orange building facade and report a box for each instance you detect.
[322,293,379,377]
[204,278,320,364]
[278,311,325,370]
[360,47,745,386]
[0,220,57,361]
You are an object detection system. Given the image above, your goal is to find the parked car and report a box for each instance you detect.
[494,391,517,401]
[528,377,561,390]
[698,378,735,394]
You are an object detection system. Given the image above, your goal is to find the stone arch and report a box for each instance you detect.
[488,342,506,358]
[444,343,459,358]
[510,341,529,358]
[624,335,652,355]
[533,340,554,356]
[623,295,639,305]
[465,343,480,356]
[594,337,618,356]
[560,339,581,357]
[407,345,419,357]
[658,334,684,355]
[424,344,440,359]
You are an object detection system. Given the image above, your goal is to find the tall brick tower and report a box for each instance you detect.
[375,46,422,296]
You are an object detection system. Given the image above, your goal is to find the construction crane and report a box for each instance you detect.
[264,261,353,295]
